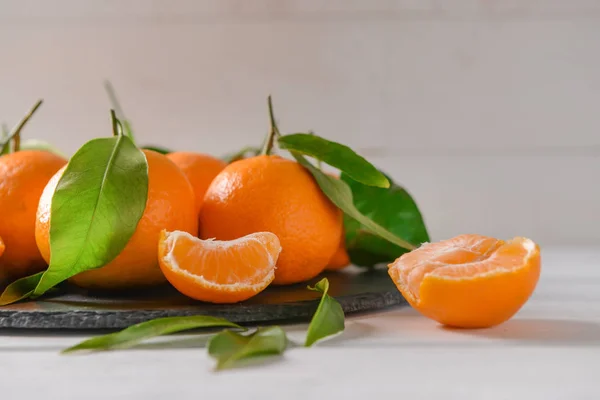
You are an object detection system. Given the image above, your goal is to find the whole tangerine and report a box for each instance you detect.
[166,152,226,214]
[326,230,351,271]
[35,149,198,290]
[0,150,67,286]
[199,155,342,285]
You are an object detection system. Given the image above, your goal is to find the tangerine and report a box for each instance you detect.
[199,155,342,285]
[35,150,197,290]
[166,152,226,214]
[388,234,541,328]
[0,150,67,286]
[326,231,351,270]
[159,230,280,303]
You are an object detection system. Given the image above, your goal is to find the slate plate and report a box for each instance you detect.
[0,267,406,330]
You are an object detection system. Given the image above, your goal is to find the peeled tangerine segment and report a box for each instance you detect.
[388,234,541,328]
[158,230,281,304]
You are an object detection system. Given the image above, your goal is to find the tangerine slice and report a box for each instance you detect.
[388,234,540,328]
[158,230,281,304]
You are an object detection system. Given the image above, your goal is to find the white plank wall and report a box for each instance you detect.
[0,0,598,245]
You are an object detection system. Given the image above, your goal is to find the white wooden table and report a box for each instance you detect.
[2,247,599,399]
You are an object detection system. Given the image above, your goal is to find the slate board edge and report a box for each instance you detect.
[0,290,406,330]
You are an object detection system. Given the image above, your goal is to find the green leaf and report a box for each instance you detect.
[63,316,241,353]
[122,120,135,141]
[208,327,288,370]
[141,145,172,155]
[305,278,345,347]
[19,139,66,157]
[0,272,44,306]
[1,133,17,155]
[0,124,11,155]
[342,172,429,267]
[291,152,416,252]
[33,134,149,296]
[221,146,261,164]
[278,133,389,188]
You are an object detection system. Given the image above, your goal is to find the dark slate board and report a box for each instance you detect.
[0,268,406,329]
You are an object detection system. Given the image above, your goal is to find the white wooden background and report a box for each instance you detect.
[0,0,598,246]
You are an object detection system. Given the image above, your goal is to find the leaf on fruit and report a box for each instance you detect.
[278,133,389,188]
[305,278,345,347]
[291,152,416,252]
[342,172,429,267]
[33,134,149,295]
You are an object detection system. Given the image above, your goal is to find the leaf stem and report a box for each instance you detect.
[6,99,43,153]
[110,109,123,137]
[260,95,281,156]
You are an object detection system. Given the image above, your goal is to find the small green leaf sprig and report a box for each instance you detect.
[64,278,343,371]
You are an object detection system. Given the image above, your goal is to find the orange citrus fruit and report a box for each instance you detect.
[326,231,350,270]
[0,237,5,259]
[166,152,226,214]
[158,230,281,303]
[0,150,67,285]
[199,155,342,285]
[36,150,198,290]
[388,234,541,328]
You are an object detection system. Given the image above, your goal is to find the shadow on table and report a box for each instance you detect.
[443,318,600,346]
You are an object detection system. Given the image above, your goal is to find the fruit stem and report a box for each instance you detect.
[261,95,281,156]
[110,109,124,137]
[7,99,43,153]
[105,81,136,143]
[12,130,20,153]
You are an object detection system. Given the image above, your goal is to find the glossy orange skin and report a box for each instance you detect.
[36,150,197,290]
[326,232,351,270]
[0,150,67,286]
[167,152,226,214]
[388,234,541,328]
[199,155,342,285]
[0,237,5,259]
